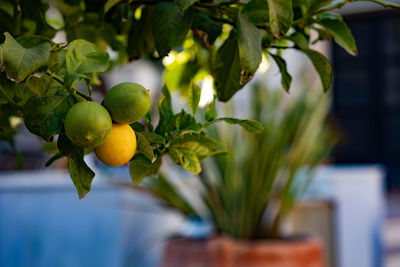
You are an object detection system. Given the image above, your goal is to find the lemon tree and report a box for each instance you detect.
[0,0,398,198]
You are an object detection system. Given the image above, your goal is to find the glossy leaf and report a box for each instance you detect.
[192,12,222,49]
[155,85,174,135]
[267,0,294,37]
[269,53,292,92]
[170,132,223,161]
[302,48,333,91]
[58,134,95,199]
[64,72,91,92]
[242,0,269,24]
[2,32,51,81]
[218,118,264,133]
[141,132,165,145]
[238,15,262,73]
[288,32,309,49]
[205,97,217,122]
[130,154,162,185]
[152,2,194,57]
[104,0,123,13]
[316,13,357,56]
[23,95,77,141]
[213,33,247,102]
[128,7,155,59]
[169,146,201,174]
[65,39,109,74]
[188,80,201,115]
[0,72,35,106]
[27,74,63,96]
[169,110,203,133]
[175,0,197,10]
[136,132,155,161]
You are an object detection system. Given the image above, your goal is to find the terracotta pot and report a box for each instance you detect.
[162,235,324,267]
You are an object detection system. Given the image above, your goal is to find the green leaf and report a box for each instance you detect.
[267,0,294,38]
[104,0,122,13]
[168,109,203,133]
[65,39,110,74]
[128,7,155,59]
[64,72,91,92]
[302,48,333,92]
[192,12,222,49]
[288,32,309,49]
[58,134,95,199]
[27,74,63,96]
[129,154,162,185]
[170,132,223,160]
[242,0,269,25]
[155,85,174,135]
[175,0,197,11]
[23,95,77,141]
[188,80,201,115]
[2,32,51,81]
[136,132,155,161]
[171,132,221,149]
[169,146,201,174]
[130,122,145,132]
[152,2,194,57]
[316,13,357,56]
[141,132,165,145]
[205,97,217,122]
[269,53,292,92]
[308,0,333,13]
[0,72,35,106]
[213,32,252,102]
[238,15,262,73]
[0,45,3,64]
[218,118,264,133]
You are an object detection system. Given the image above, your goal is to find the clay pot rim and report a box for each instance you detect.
[168,234,322,247]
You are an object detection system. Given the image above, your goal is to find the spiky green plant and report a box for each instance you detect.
[144,84,336,239]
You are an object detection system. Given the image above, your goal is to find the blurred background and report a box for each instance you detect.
[0,2,399,267]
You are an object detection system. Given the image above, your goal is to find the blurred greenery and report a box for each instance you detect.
[144,84,337,239]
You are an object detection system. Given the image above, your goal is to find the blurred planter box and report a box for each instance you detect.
[287,165,385,267]
[162,235,324,267]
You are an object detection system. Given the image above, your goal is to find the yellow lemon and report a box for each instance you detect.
[94,123,137,167]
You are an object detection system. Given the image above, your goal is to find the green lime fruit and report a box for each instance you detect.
[102,82,151,124]
[64,101,112,148]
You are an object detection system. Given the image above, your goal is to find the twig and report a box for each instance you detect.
[47,71,94,101]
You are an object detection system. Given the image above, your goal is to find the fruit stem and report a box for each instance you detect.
[47,71,94,101]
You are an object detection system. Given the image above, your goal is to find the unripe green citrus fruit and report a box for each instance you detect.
[64,101,112,148]
[102,82,151,124]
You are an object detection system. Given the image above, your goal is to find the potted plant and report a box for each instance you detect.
[143,85,336,266]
